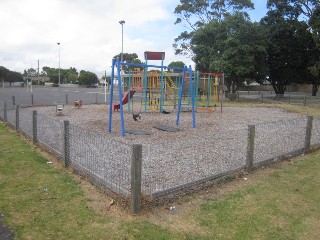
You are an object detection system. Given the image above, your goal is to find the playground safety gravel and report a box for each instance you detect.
[31,105,304,145]
[29,105,310,195]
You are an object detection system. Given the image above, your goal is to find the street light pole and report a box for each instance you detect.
[57,42,61,86]
[119,20,125,91]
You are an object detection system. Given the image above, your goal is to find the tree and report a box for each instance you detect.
[113,53,144,73]
[6,71,23,86]
[42,66,59,84]
[0,66,10,86]
[173,0,254,56]
[23,68,38,77]
[78,70,98,86]
[64,68,78,83]
[262,12,313,95]
[267,0,319,21]
[266,0,320,95]
[168,61,186,72]
[191,13,267,95]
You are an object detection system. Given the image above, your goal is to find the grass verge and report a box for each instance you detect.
[1,118,320,239]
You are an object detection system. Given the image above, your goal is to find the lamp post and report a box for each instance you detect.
[119,20,125,91]
[57,42,61,85]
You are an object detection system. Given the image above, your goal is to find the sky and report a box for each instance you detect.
[0,0,268,78]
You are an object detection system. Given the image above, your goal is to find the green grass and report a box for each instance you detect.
[1,118,320,239]
[198,155,320,239]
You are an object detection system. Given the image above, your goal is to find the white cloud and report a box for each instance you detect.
[0,0,191,76]
[0,0,265,77]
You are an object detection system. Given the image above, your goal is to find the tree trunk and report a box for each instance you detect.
[270,79,288,99]
[312,84,319,96]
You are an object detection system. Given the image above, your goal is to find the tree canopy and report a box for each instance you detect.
[262,0,320,95]
[113,53,144,73]
[168,61,186,72]
[191,12,267,93]
[78,70,98,86]
[177,0,320,95]
[173,0,254,56]
[0,66,23,86]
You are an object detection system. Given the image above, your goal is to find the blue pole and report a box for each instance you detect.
[108,58,116,132]
[189,65,196,128]
[176,66,186,126]
[117,59,125,137]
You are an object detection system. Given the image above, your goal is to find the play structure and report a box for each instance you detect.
[108,51,224,137]
[112,90,136,111]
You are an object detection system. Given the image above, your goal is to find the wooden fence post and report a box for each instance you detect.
[246,125,255,172]
[33,110,38,144]
[304,116,313,152]
[131,144,142,214]
[63,120,70,167]
[15,104,20,130]
[4,102,7,122]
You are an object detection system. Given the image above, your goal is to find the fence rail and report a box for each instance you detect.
[1,99,319,213]
[259,93,320,107]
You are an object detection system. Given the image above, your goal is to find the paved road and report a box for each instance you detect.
[0,86,114,106]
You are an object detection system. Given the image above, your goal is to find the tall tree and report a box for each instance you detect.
[6,71,24,86]
[168,61,186,72]
[173,0,254,56]
[265,0,320,95]
[113,53,143,73]
[267,0,319,21]
[78,70,98,86]
[262,12,313,95]
[23,68,38,77]
[0,66,9,80]
[42,66,60,84]
[64,67,78,83]
[191,13,267,95]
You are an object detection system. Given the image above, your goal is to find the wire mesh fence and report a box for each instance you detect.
[37,114,64,159]
[19,108,34,138]
[6,109,16,128]
[311,117,320,147]
[260,93,320,107]
[0,101,4,120]
[254,117,307,164]
[68,124,132,196]
[1,101,320,212]
[142,128,248,196]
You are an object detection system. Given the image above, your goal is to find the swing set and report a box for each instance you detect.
[108,51,224,137]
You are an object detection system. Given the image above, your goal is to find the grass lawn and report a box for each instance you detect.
[1,103,320,239]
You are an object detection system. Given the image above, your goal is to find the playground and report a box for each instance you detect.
[3,51,313,208]
[33,104,303,145]
[30,52,305,144]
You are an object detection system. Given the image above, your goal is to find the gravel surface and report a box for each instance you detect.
[29,104,308,195]
[31,104,304,145]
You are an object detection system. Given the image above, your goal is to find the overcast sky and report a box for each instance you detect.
[0,0,267,77]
